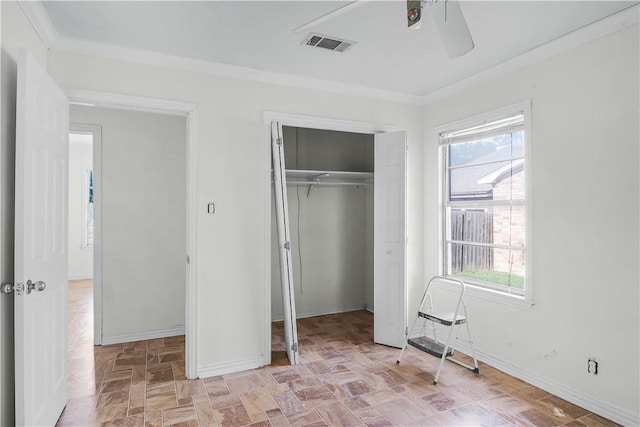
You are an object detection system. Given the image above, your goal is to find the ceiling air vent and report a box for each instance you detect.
[303,33,355,53]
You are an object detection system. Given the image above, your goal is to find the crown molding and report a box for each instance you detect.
[51,35,425,106]
[422,3,640,104]
[17,0,57,48]
[21,1,639,107]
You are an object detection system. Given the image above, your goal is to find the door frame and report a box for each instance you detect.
[67,90,199,379]
[262,111,403,365]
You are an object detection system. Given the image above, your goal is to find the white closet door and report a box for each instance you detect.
[374,131,408,348]
[271,122,299,365]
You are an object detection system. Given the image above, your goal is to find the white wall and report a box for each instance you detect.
[47,49,425,370]
[70,106,187,341]
[423,24,639,423]
[0,1,49,424]
[68,136,93,279]
[271,186,373,320]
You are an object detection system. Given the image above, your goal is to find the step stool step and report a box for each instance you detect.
[418,311,466,326]
[408,336,453,358]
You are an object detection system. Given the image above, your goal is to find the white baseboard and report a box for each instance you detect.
[198,357,264,379]
[410,328,638,426]
[102,326,185,345]
[271,306,367,322]
[477,350,638,426]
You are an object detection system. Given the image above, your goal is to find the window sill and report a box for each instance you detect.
[436,279,534,310]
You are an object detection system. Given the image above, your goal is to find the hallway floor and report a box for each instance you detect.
[57,280,617,426]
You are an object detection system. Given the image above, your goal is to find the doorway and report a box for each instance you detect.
[264,112,408,366]
[71,106,187,351]
[66,90,199,379]
[67,128,98,389]
[69,124,100,345]
[68,130,95,281]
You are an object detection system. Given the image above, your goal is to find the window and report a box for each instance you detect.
[83,169,94,248]
[438,102,531,303]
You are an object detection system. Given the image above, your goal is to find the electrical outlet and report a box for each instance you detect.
[587,358,598,375]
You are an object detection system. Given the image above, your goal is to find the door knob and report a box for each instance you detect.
[1,280,46,295]
[1,282,22,295]
[25,280,46,295]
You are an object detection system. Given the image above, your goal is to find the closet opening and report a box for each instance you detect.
[266,114,408,366]
[271,126,374,363]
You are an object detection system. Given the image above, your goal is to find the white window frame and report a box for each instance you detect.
[435,101,533,309]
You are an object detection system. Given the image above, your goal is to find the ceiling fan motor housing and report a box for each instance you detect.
[407,0,422,28]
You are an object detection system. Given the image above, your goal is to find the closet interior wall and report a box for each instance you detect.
[271,127,374,321]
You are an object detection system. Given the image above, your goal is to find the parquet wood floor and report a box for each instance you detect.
[57,280,617,426]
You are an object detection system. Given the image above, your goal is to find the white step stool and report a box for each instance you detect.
[396,276,479,384]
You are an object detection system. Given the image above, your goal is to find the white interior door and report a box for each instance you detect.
[271,122,299,365]
[374,131,407,348]
[14,49,69,426]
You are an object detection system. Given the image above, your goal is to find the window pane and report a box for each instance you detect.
[448,243,525,289]
[447,242,493,274]
[491,164,525,202]
[448,131,524,202]
[449,160,513,201]
[491,205,525,247]
[448,131,524,167]
[449,208,493,245]
[450,207,525,247]
[450,161,525,203]
[493,248,525,285]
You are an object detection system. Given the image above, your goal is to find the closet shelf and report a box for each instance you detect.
[285,169,373,186]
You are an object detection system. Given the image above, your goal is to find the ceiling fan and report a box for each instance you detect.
[294,0,475,58]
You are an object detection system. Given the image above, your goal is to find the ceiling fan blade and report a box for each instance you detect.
[430,0,474,58]
[294,1,370,34]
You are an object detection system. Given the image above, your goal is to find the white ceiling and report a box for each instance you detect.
[38,1,638,101]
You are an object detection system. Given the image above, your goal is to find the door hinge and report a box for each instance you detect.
[186,255,190,265]
[275,137,283,146]
[283,241,291,250]
[291,342,298,352]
